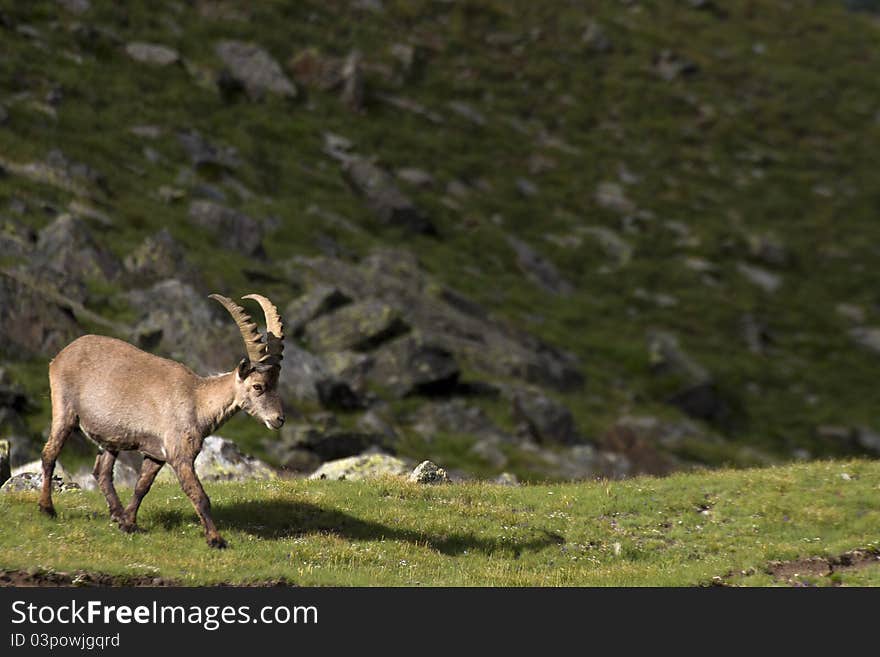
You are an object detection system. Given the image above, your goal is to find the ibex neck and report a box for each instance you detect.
[195,372,240,436]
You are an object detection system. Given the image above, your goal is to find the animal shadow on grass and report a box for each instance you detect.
[152,499,563,557]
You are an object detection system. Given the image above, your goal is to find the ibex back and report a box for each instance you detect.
[38,293,285,548]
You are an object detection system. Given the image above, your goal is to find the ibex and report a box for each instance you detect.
[38,294,285,548]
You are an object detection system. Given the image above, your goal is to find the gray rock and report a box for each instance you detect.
[156,436,275,484]
[57,0,90,14]
[595,181,635,214]
[304,299,409,352]
[856,427,880,454]
[507,236,574,296]
[34,214,121,283]
[1,472,79,494]
[127,279,241,374]
[647,330,712,385]
[309,453,410,481]
[737,262,782,293]
[647,330,729,423]
[396,168,435,188]
[342,156,436,235]
[292,249,584,391]
[653,50,699,81]
[746,233,789,267]
[447,101,486,127]
[356,409,398,442]
[125,42,180,66]
[0,268,82,358]
[72,456,140,491]
[470,438,508,468]
[515,177,539,197]
[0,440,10,487]
[177,130,241,172]
[368,335,460,396]
[493,472,519,486]
[582,20,612,52]
[285,286,352,336]
[408,460,449,484]
[580,226,632,265]
[195,436,275,482]
[188,200,264,256]
[850,327,880,354]
[836,304,866,323]
[741,313,771,354]
[215,41,297,100]
[123,228,202,288]
[273,424,388,463]
[509,387,583,445]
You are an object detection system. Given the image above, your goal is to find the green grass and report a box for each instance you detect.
[1,459,878,586]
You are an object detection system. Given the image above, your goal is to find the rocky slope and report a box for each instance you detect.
[1,0,879,481]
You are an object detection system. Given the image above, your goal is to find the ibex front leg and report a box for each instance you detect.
[171,456,226,548]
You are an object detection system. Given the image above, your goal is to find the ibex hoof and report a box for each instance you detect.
[119,522,142,534]
[207,535,228,549]
[38,504,57,518]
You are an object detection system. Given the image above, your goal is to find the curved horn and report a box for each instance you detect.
[209,293,265,364]
[242,293,284,364]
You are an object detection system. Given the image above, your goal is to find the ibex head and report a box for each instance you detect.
[210,293,286,430]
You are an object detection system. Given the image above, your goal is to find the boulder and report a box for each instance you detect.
[303,299,409,352]
[127,279,241,374]
[123,228,202,288]
[340,50,365,111]
[410,399,507,441]
[737,262,782,293]
[288,48,345,90]
[157,436,275,484]
[71,457,140,491]
[408,460,449,484]
[177,130,241,172]
[34,214,121,283]
[368,335,459,396]
[0,269,81,358]
[285,285,352,336]
[342,156,436,235]
[1,473,79,494]
[509,387,584,445]
[849,327,880,355]
[215,41,297,100]
[292,249,584,392]
[272,424,389,463]
[188,200,264,257]
[125,42,180,66]
[308,453,411,481]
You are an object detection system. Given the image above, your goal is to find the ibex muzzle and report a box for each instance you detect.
[38,293,285,549]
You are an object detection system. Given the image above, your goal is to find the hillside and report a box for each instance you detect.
[1,459,879,586]
[1,1,880,483]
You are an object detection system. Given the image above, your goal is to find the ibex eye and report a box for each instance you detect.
[253,384,263,392]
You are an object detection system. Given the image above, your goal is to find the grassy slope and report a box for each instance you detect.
[1,459,878,586]
[1,1,880,473]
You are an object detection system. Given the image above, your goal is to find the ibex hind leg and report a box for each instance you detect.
[120,456,164,533]
[39,383,76,517]
[93,450,125,525]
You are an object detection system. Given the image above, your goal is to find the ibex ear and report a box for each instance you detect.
[236,358,254,381]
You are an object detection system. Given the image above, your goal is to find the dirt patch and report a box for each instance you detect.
[0,569,178,587]
[712,548,880,586]
[0,568,298,587]
[767,548,880,585]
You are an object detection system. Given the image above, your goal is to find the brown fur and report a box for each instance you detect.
[39,334,284,548]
